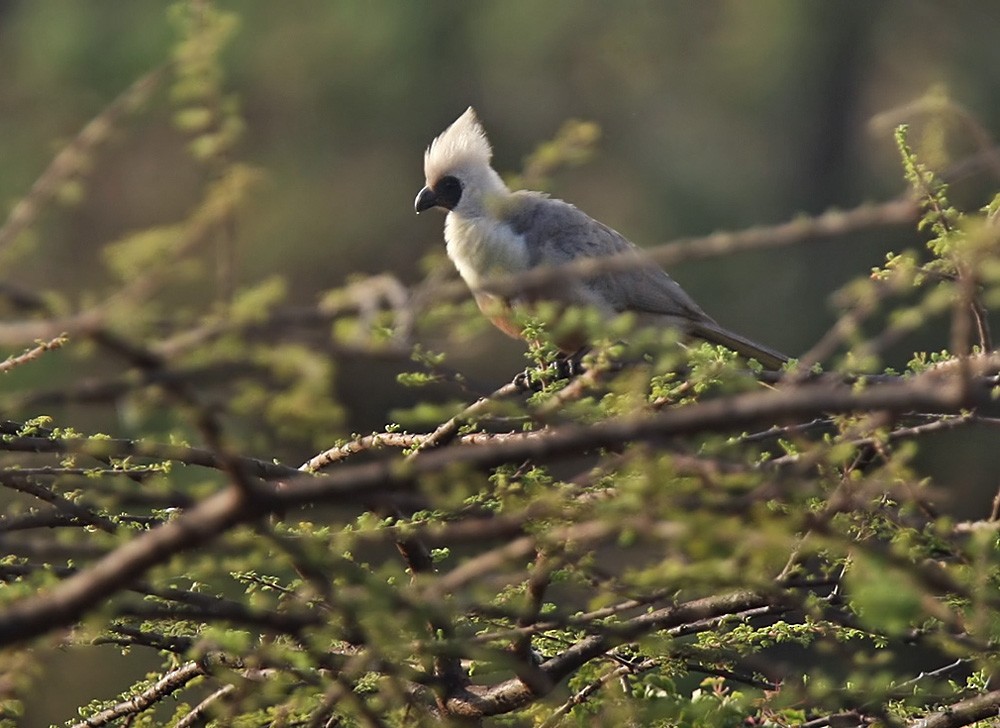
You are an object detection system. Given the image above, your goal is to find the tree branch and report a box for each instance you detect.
[0,367,987,651]
[70,661,205,728]
[909,689,1000,728]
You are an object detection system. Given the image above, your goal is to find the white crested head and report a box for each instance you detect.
[417,107,509,219]
[423,107,493,183]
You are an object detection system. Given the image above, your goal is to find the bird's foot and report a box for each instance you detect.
[554,352,588,379]
[514,354,588,391]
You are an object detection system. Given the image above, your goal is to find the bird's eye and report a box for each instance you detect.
[434,175,463,210]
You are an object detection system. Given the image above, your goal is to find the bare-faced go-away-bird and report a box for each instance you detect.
[414,107,788,371]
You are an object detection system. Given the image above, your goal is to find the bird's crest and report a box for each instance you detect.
[424,107,492,182]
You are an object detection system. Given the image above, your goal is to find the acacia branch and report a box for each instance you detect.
[909,689,1000,728]
[0,473,118,532]
[539,657,659,728]
[0,486,259,647]
[278,373,983,511]
[171,668,280,728]
[97,624,196,654]
[0,368,986,649]
[70,661,205,728]
[0,335,68,374]
[0,423,298,480]
[443,590,791,717]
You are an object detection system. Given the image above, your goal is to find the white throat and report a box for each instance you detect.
[444,211,529,289]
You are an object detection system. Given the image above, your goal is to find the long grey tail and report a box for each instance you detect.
[689,320,789,371]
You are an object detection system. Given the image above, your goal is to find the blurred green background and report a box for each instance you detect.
[2,2,1000,723]
[4,1,998,362]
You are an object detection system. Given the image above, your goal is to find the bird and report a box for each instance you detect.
[414,107,788,371]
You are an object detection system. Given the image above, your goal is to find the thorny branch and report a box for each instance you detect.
[908,689,1000,728]
[4,338,1000,723]
[68,661,206,728]
[0,366,990,640]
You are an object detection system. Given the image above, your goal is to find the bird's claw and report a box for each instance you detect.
[514,355,588,391]
[554,354,588,379]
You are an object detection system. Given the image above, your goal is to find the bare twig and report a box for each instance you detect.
[172,668,279,728]
[539,657,659,728]
[0,334,68,374]
[302,432,425,471]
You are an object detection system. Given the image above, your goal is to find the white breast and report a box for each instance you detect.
[444,214,530,289]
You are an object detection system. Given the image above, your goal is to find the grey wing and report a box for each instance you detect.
[505,192,712,325]
[505,193,789,369]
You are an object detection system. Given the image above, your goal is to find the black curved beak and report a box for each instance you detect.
[414,186,438,214]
